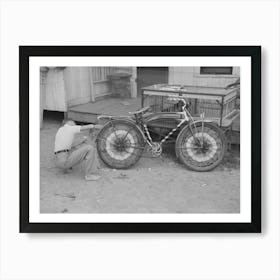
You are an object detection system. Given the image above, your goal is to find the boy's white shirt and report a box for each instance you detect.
[54,124,81,152]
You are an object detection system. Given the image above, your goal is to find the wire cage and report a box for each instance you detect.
[143,95,236,117]
[141,84,239,127]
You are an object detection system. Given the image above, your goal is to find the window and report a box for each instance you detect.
[200,67,233,75]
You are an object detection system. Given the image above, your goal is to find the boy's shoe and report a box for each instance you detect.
[85,174,101,181]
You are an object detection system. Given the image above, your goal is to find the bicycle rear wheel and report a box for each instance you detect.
[175,123,226,172]
[96,120,145,169]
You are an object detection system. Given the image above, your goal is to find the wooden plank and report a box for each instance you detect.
[67,96,92,107]
[93,80,111,98]
[142,84,236,96]
[67,111,99,124]
[44,68,67,112]
[69,98,141,116]
[88,68,95,102]
[64,67,91,107]
[143,90,223,101]
[131,67,137,98]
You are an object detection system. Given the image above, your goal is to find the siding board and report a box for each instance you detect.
[64,67,92,107]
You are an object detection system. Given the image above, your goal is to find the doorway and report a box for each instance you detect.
[136,67,169,96]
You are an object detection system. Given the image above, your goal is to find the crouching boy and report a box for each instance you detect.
[54,119,100,181]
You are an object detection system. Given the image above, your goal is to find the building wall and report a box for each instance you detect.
[41,67,92,112]
[169,67,240,87]
[64,67,118,105]
[63,67,92,107]
[42,68,67,112]
[40,67,118,113]
[113,66,240,93]
[41,66,240,114]
[90,67,116,100]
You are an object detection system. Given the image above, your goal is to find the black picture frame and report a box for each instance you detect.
[20,46,261,233]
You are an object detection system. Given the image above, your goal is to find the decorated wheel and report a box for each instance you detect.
[96,120,145,169]
[175,123,226,171]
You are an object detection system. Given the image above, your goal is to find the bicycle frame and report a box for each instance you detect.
[97,96,207,152]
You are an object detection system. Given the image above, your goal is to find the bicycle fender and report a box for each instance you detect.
[97,118,146,143]
[184,120,225,136]
[175,121,225,158]
[189,120,221,129]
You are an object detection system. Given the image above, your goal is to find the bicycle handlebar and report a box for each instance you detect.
[167,95,187,104]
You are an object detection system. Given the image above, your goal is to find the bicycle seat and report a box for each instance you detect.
[129,107,150,115]
[98,115,114,120]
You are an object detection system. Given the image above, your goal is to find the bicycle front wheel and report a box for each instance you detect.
[96,120,145,169]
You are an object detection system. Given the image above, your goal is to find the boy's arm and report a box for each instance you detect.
[71,124,98,148]
[80,124,95,131]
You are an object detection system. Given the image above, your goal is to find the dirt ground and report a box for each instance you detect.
[40,113,240,213]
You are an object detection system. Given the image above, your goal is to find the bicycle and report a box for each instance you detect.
[95,96,227,172]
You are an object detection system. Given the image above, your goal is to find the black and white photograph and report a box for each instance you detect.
[40,66,241,214]
[20,46,260,232]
